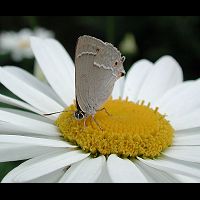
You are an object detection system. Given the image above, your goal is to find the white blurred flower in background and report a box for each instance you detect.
[0,28,54,61]
[0,27,54,81]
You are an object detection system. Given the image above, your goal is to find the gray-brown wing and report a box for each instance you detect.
[94,43,126,78]
[75,35,105,58]
[75,53,117,115]
[89,66,117,111]
[75,36,124,115]
[91,43,125,110]
[75,36,106,114]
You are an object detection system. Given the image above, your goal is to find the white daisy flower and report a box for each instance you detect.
[0,28,54,61]
[0,37,200,183]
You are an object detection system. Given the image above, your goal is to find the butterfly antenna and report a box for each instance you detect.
[43,111,71,116]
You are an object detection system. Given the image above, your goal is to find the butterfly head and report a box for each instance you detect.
[74,110,86,120]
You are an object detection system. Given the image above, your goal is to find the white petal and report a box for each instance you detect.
[2,149,89,183]
[155,81,194,110]
[107,154,148,183]
[0,121,60,140]
[0,109,59,136]
[169,146,200,151]
[59,156,105,183]
[171,108,200,130]
[169,173,199,183]
[96,163,112,183]
[137,156,200,178]
[174,134,200,146]
[112,77,125,99]
[0,135,74,148]
[0,67,64,119]
[0,121,43,135]
[0,143,56,162]
[30,37,75,106]
[163,147,200,163]
[0,94,42,115]
[0,121,36,135]
[158,79,200,118]
[135,159,179,183]
[6,66,65,105]
[29,168,65,183]
[1,108,53,124]
[137,159,199,183]
[0,121,59,139]
[122,59,153,102]
[2,149,65,183]
[137,56,183,105]
[175,127,200,137]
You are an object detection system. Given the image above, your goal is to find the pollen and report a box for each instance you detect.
[55,98,174,158]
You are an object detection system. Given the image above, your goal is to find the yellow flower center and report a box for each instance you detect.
[56,98,174,158]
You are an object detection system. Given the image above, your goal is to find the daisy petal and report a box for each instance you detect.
[2,149,65,183]
[137,156,200,178]
[30,37,75,106]
[155,81,194,112]
[171,108,200,130]
[2,150,89,183]
[0,94,42,115]
[1,108,53,123]
[0,109,59,136]
[0,121,35,135]
[122,60,153,102]
[169,173,199,183]
[174,134,200,146]
[158,79,200,118]
[137,56,183,105]
[0,66,64,116]
[135,160,180,183]
[59,156,105,183]
[0,135,74,148]
[96,163,112,183]
[0,143,56,162]
[175,127,200,136]
[169,146,200,151]
[5,66,65,105]
[163,148,200,163]
[107,155,148,183]
[0,121,58,138]
[112,77,125,99]
[29,168,65,183]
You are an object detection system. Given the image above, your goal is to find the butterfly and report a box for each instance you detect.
[74,35,125,121]
[45,35,125,128]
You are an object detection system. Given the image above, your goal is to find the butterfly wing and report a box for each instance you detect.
[75,35,125,115]
[94,42,126,78]
[75,35,105,58]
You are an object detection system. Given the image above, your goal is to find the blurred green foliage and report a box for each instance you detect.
[0,16,200,79]
[0,16,200,182]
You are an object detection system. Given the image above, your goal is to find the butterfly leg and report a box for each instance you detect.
[92,115,103,131]
[84,118,87,128]
[97,107,112,116]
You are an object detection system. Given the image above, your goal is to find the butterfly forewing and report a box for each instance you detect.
[75,35,125,116]
[75,35,105,58]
